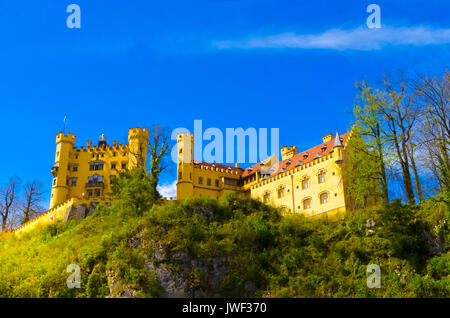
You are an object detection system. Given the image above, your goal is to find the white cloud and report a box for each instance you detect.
[214,25,450,51]
[157,180,177,199]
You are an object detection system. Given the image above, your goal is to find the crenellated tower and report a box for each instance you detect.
[176,132,194,200]
[127,127,150,169]
[50,132,76,208]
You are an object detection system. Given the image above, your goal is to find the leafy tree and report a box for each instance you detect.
[342,132,381,209]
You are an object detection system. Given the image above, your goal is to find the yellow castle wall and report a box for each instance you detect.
[11,128,149,236]
[249,150,346,216]
[50,128,149,209]
[176,132,349,217]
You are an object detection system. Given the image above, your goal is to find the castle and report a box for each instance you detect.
[176,131,351,217]
[12,127,350,235]
[13,128,149,234]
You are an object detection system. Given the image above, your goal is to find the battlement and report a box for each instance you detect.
[177,132,194,142]
[128,127,150,139]
[56,132,76,145]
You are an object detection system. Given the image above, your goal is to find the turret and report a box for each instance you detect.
[333,131,344,163]
[176,133,194,200]
[50,132,76,208]
[127,127,149,169]
[99,134,107,147]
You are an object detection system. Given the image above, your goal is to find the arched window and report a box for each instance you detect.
[303,198,311,210]
[320,192,329,204]
[301,176,309,190]
[277,185,285,198]
[318,170,326,184]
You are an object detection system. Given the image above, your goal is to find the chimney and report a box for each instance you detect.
[280,146,298,161]
[322,133,333,144]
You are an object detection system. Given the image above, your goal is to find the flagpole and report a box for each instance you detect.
[63,114,67,134]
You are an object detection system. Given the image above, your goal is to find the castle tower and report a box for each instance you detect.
[176,133,194,200]
[127,128,150,169]
[50,132,76,208]
[333,131,344,163]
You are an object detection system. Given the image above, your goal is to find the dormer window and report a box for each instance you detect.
[321,144,327,152]
[303,152,309,159]
[286,159,291,165]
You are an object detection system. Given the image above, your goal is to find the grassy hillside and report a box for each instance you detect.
[0,170,449,298]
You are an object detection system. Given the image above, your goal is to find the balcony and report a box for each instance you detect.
[51,166,59,177]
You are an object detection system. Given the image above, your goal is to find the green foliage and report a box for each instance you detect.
[0,180,448,298]
[111,167,157,216]
[342,133,382,209]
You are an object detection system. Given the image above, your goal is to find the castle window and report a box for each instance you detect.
[198,177,203,185]
[75,154,78,159]
[66,177,70,186]
[301,177,309,190]
[318,171,326,184]
[95,189,101,197]
[53,178,57,185]
[215,179,219,187]
[71,178,77,186]
[277,186,285,198]
[73,165,78,172]
[67,164,71,171]
[113,152,116,157]
[179,172,182,179]
[263,192,271,203]
[207,178,211,186]
[88,175,103,183]
[88,190,93,197]
[224,178,237,186]
[111,162,116,170]
[303,198,311,210]
[90,162,104,171]
[110,175,116,183]
[121,162,126,169]
[320,192,329,204]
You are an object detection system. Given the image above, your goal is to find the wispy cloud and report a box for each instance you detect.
[214,25,450,51]
[157,180,177,199]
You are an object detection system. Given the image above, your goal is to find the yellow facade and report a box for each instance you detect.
[177,131,351,217]
[50,128,149,208]
[13,128,149,235]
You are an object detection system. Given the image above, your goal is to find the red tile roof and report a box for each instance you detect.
[195,131,350,180]
[240,131,350,178]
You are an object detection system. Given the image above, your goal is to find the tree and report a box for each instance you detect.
[21,180,45,225]
[413,70,450,203]
[353,81,391,204]
[147,125,170,201]
[379,75,419,204]
[0,178,20,232]
[342,132,382,209]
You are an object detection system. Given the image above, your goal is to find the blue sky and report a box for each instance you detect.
[0,0,449,203]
